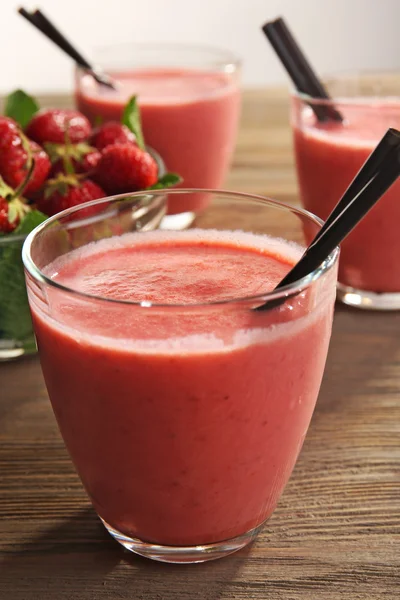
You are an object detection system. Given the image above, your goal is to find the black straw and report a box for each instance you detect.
[311,128,400,246]
[262,17,343,123]
[18,7,117,90]
[256,128,400,311]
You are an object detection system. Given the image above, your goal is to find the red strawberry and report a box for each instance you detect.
[93,143,158,194]
[37,176,105,219]
[0,178,30,233]
[0,135,51,198]
[81,150,101,173]
[0,197,17,233]
[90,121,136,151]
[26,109,91,145]
[0,117,19,153]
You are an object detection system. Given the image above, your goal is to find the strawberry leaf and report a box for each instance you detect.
[14,209,47,234]
[73,142,96,158]
[0,176,15,200]
[5,89,39,129]
[44,174,78,199]
[7,201,19,225]
[147,173,182,190]
[45,142,95,163]
[122,96,145,150]
[44,143,63,163]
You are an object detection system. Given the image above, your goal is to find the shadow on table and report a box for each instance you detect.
[0,507,249,600]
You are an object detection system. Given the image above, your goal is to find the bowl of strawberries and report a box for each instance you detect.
[0,90,180,360]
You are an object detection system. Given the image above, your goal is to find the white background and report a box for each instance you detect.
[1,0,399,93]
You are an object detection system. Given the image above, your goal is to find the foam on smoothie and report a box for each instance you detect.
[31,230,335,355]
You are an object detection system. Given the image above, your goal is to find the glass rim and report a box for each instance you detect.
[79,42,241,71]
[1,146,165,248]
[290,68,400,106]
[22,188,339,309]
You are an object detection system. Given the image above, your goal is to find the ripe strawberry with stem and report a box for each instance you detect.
[0,137,41,234]
[93,143,158,194]
[0,174,31,234]
[46,141,101,178]
[0,94,51,197]
[36,174,106,219]
[92,95,179,194]
[0,134,51,198]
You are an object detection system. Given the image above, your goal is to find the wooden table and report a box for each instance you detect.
[1,90,399,600]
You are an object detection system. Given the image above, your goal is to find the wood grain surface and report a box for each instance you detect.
[1,89,399,600]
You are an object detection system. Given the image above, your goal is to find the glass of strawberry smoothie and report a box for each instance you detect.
[23,189,338,564]
[75,44,241,228]
[292,71,400,310]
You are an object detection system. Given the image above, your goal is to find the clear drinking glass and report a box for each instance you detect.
[291,71,400,310]
[75,43,241,228]
[23,189,338,564]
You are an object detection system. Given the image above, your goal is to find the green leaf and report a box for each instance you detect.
[94,115,103,127]
[14,209,48,235]
[4,89,39,129]
[0,238,32,345]
[0,210,46,348]
[147,173,182,190]
[122,96,145,150]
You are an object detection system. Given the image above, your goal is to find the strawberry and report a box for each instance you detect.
[26,109,91,145]
[0,197,17,233]
[93,143,158,194]
[0,137,51,198]
[0,117,19,153]
[0,177,29,234]
[80,150,101,173]
[36,176,105,219]
[90,121,136,151]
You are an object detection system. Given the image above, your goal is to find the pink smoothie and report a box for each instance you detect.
[29,230,335,546]
[76,69,241,215]
[293,101,400,292]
